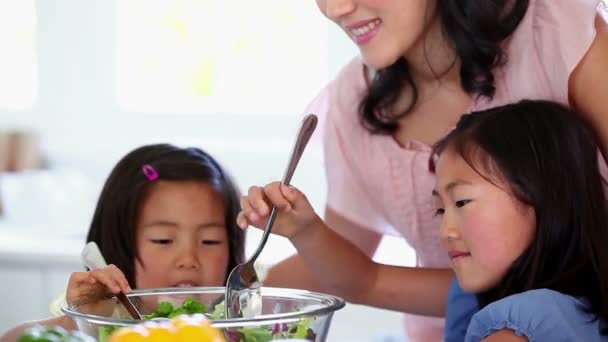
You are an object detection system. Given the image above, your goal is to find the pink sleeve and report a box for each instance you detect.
[532,0,604,102]
[303,85,390,234]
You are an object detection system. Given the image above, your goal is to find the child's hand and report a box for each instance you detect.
[237,182,320,240]
[66,265,132,316]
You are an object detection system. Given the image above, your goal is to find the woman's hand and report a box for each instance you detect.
[237,182,321,241]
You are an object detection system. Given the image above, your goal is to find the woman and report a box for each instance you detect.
[256,1,608,341]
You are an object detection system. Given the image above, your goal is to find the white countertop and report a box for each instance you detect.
[0,222,407,340]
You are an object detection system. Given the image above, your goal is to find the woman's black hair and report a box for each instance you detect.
[86,144,245,287]
[431,100,608,334]
[360,0,529,134]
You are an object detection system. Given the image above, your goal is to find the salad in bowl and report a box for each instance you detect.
[62,287,345,342]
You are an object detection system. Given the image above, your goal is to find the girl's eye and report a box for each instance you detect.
[150,239,172,245]
[202,240,222,245]
[434,208,445,216]
[455,200,471,208]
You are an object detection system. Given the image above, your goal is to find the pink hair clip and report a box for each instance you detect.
[142,164,159,181]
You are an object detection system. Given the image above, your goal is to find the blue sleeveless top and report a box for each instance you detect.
[465,289,607,341]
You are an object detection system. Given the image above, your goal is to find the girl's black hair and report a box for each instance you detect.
[360,0,529,134]
[431,100,608,334]
[86,144,245,287]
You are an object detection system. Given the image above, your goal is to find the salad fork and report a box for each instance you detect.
[225,113,318,319]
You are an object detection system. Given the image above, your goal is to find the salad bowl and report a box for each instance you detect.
[62,286,345,342]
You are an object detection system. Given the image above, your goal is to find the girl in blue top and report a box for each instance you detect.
[238,99,608,341]
[430,100,608,341]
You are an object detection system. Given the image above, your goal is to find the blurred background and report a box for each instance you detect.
[0,1,415,339]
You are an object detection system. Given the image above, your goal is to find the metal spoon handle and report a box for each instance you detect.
[248,114,318,262]
[280,114,319,185]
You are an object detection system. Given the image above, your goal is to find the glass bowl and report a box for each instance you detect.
[62,286,345,342]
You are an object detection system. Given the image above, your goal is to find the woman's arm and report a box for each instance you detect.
[570,15,608,158]
[264,207,383,291]
[294,214,453,316]
[242,181,455,316]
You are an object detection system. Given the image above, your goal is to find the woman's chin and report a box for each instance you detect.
[360,51,400,71]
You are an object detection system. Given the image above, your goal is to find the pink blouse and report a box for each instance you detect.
[304,0,605,341]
